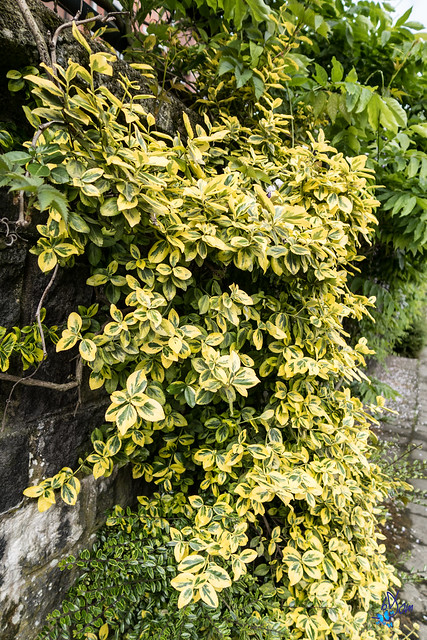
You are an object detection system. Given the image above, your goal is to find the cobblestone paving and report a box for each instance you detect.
[371,352,427,638]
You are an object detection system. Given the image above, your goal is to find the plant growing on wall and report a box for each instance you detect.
[0,1,419,638]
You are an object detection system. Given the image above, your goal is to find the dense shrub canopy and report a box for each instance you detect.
[1,1,425,638]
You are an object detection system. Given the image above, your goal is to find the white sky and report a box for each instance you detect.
[384,0,427,28]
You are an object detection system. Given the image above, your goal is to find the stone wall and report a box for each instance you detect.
[0,189,147,639]
[0,1,189,636]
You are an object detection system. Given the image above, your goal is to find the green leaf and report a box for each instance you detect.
[122,208,141,227]
[24,75,64,98]
[68,212,90,233]
[232,367,260,395]
[395,6,412,27]
[81,168,104,183]
[245,0,271,24]
[184,386,196,407]
[331,57,344,83]
[86,273,109,286]
[100,198,120,217]
[314,64,328,87]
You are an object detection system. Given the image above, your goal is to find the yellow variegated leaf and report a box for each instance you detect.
[37,490,56,512]
[178,554,206,573]
[23,484,44,498]
[288,562,304,586]
[199,582,219,608]
[206,563,232,589]
[105,402,137,435]
[79,339,97,361]
[171,572,195,590]
[99,623,109,640]
[61,477,80,505]
[38,250,58,272]
[177,586,194,608]
[240,549,257,563]
[302,550,324,567]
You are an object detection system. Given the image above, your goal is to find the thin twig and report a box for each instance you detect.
[85,0,128,35]
[285,83,295,147]
[73,357,83,416]
[36,264,59,358]
[0,372,79,391]
[262,513,272,536]
[32,120,63,148]
[50,11,129,72]
[16,0,51,67]
[388,444,423,469]
[17,191,26,228]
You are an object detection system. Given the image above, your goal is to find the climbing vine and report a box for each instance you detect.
[0,3,417,639]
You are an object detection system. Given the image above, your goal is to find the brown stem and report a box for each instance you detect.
[262,513,272,536]
[86,0,127,34]
[73,357,83,416]
[32,120,64,148]
[36,264,59,358]
[16,0,51,67]
[0,372,79,391]
[50,11,129,72]
[388,444,422,468]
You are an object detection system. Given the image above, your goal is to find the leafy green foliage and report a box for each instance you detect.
[284,0,427,358]
[0,310,58,371]
[36,497,288,640]
[394,313,427,358]
[89,0,427,358]
[1,3,422,638]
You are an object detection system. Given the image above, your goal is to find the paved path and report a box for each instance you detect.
[372,352,427,638]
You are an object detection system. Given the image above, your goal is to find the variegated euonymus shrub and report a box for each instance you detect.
[0,36,406,639]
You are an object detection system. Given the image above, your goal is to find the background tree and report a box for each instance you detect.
[0,1,424,639]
